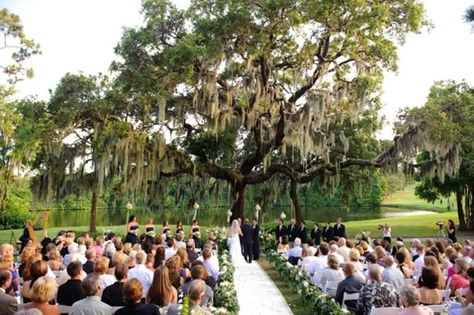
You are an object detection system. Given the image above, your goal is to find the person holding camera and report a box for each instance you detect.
[378,223,391,244]
[447,219,457,243]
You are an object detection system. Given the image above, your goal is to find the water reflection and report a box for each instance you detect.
[41,206,424,227]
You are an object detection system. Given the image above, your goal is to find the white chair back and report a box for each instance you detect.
[58,305,72,314]
[369,306,402,315]
[323,280,340,297]
[439,289,451,301]
[342,292,360,310]
[425,304,448,314]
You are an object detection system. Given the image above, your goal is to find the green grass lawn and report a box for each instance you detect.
[382,184,454,212]
[258,257,312,315]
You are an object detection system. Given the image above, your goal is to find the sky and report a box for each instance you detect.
[2,0,474,139]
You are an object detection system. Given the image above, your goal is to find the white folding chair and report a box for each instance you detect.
[445,276,451,289]
[425,304,448,314]
[404,278,414,286]
[439,289,451,301]
[323,280,340,297]
[342,292,360,310]
[459,287,469,296]
[58,305,72,314]
[369,306,402,315]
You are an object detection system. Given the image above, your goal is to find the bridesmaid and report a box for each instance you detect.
[162,220,170,235]
[145,218,155,235]
[176,221,184,235]
[126,215,139,245]
[190,220,201,249]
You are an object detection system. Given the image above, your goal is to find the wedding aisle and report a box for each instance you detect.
[233,261,293,315]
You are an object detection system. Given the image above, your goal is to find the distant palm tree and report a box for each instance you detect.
[466,5,474,23]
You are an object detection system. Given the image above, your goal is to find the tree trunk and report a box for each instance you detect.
[230,183,246,223]
[90,188,98,232]
[457,189,466,231]
[289,180,304,223]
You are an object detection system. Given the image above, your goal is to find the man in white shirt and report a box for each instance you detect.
[336,238,351,262]
[71,273,112,315]
[175,233,186,250]
[382,256,404,290]
[201,247,219,281]
[127,251,154,294]
[414,244,425,273]
[308,243,329,283]
[165,238,177,260]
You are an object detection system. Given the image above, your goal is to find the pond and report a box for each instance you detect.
[39,205,432,228]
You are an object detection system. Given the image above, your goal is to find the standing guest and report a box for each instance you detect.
[311,223,322,246]
[0,270,18,315]
[186,239,199,263]
[333,218,346,239]
[71,273,112,315]
[101,263,127,307]
[382,223,392,244]
[447,219,457,244]
[188,280,211,315]
[418,267,443,305]
[57,261,86,306]
[147,266,178,307]
[126,215,140,245]
[82,249,96,274]
[382,256,405,290]
[24,277,60,315]
[322,222,333,243]
[398,285,434,315]
[298,221,308,244]
[450,258,471,295]
[128,251,154,294]
[162,220,170,235]
[252,218,260,261]
[175,221,184,235]
[335,264,364,313]
[357,265,400,315]
[275,219,287,244]
[287,218,298,243]
[190,220,201,249]
[178,265,214,307]
[114,279,160,315]
[94,257,116,289]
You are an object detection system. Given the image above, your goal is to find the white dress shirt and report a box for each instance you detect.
[71,296,112,315]
[127,264,154,293]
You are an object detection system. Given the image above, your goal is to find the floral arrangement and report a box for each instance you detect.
[213,249,239,314]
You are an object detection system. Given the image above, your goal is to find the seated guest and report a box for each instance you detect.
[114,279,160,315]
[101,263,127,306]
[277,236,289,254]
[320,255,345,289]
[186,239,199,263]
[147,266,178,307]
[21,260,48,303]
[329,244,345,264]
[364,254,385,278]
[337,238,351,262]
[395,250,413,279]
[153,247,166,268]
[382,256,405,290]
[178,265,213,307]
[128,250,154,294]
[71,273,112,315]
[188,280,211,315]
[335,264,364,313]
[200,248,219,282]
[357,264,401,315]
[348,249,364,272]
[191,260,216,289]
[0,270,18,315]
[309,243,330,283]
[83,248,96,274]
[24,276,60,315]
[57,261,86,306]
[47,250,64,271]
[287,237,303,265]
[398,285,434,315]
[300,247,318,274]
[165,238,176,260]
[94,257,116,289]
[423,256,445,289]
[176,248,192,277]
[418,267,443,305]
[175,233,186,250]
[450,258,471,295]
[166,255,185,289]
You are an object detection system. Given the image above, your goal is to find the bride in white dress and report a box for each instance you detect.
[228,219,246,266]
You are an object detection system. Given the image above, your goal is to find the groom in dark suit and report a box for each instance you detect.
[252,218,260,260]
[241,218,254,263]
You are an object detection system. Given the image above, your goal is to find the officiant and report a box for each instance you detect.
[252,218,260,261]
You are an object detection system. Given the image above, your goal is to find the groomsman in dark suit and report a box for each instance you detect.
[322,221,333,242]
[252,218,260,260]
[298,221,308,244]
[275,219,287,244]
[310,222,322,245]
[241,218,254,263]
[288,218,298,242]
[333,217,346,239]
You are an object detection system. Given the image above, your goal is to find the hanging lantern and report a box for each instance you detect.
[280,211,287,220]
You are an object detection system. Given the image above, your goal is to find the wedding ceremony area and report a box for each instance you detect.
[1,0,474,314]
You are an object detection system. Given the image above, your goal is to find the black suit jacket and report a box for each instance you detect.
[252,224,260,243]
[241,223,254,245]
[101,281,125,306]
[275,225,287,240]
[298,226,308,243]
[310,228,322,245]
[288,224,298,242]
[57,279,86,306]
[322,226,333,242]
[334,223,346,238]
[114,303,160,315]
[82,260,94,274]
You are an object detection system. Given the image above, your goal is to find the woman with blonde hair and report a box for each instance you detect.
[166,255,184,289]
[422,255,445,289]
[24,276,60,315]
[449,258,470,295]
[176,247,192,279]
[47,250,64,271]
[21,260,49,302]
[146,266,177,307]
[0,243,19,295]
[320,255,344,291]
[94,257,116,288]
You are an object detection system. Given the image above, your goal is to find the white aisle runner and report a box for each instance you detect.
[233,261,293,315]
